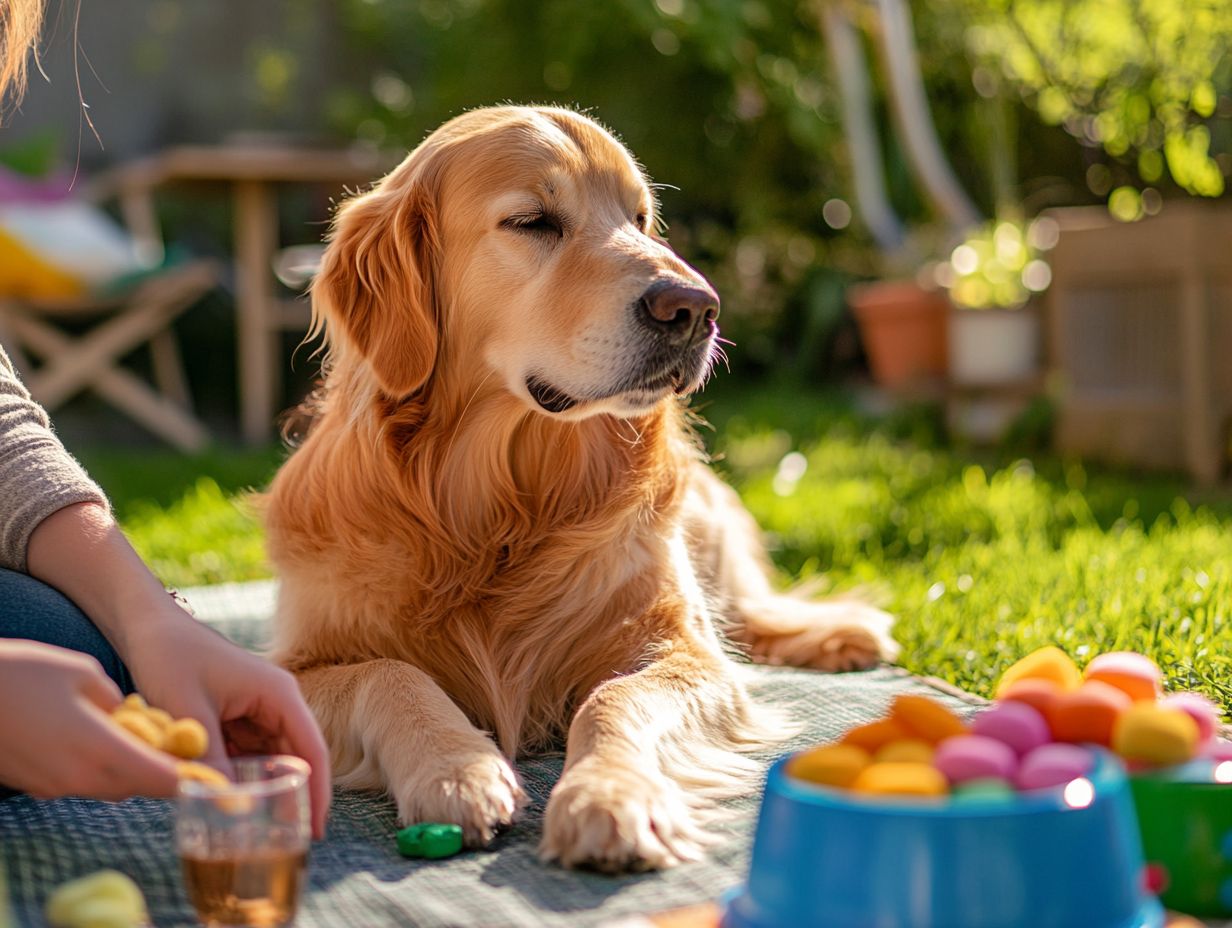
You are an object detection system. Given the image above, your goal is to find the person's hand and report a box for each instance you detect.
[122,607,332,838]
[0,640,178,800]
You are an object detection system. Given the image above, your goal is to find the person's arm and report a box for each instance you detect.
[0,347,109,573]
[27,502,331,836]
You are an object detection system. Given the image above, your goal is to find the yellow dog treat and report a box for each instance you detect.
[109,695,208,761]
[1112,704,1200,766]
[874,739,935,765]
[891,694,968,744]
[995,646,1082,697]
[45,869,148,928]
[851,761,948,797]
[786,744,870,788]
[161,718,209,760]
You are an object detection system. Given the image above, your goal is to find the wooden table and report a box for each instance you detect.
[98,144,396,444]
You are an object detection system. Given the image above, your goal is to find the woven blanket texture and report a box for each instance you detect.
[2,581,968,927]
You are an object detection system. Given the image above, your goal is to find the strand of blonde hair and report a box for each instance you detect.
[0,0,44,115]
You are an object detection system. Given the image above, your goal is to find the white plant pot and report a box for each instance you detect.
[948,306,1040,386]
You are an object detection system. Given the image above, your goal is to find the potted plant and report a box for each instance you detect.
[847,275,949,390]
[939,217,1056,386]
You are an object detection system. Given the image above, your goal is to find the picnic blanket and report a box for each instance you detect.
[1,581,978,927]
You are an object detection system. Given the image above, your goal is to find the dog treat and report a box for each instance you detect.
[396,823,465,859]
[997,677,1063,718]
[1160,692,1218,745]
[970,701,1051,757]
[161,718,209,760]
[110,709,164,749]
[850,762,948,797]
[1046,681,1132,746]
[1015,743,1096,791]
[109,694,214,775]
[786,744,870,788]
[873,739,934,765]
[933,735,1018,785]
[45,869,148,928]
[1112,704,1200,767]
[890,694,968,744]
[995,646,1082,697]
[1083,652,1162,703]
[840,718,911,753]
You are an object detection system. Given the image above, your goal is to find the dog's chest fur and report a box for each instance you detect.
[268,401,696,755]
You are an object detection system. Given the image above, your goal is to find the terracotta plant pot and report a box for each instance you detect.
[848,280,948,388]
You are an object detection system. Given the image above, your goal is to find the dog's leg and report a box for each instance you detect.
[540,627,776,872]
[295,659,526,845]
[684,464,899,671]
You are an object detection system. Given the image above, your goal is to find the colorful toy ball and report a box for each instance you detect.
[1016,743,1096,791]
[786,744,871,789]
[890,694,968,744]
[995,646,1082,697]
[1112,704,1200,767]
[1046,681,1132,746]
[1083,652,1162,703]
[933,735,1018,786]
[997,677,1063,718]
[970,701,1052,757]
[1160,692,1220,746]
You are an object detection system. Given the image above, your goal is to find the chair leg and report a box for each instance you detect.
[7,313,210,453]
[150,328,193,412]
[0,306,34,378]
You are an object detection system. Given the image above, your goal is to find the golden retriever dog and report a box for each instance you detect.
[264,105,897,872]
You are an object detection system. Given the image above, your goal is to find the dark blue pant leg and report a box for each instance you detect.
[0,567,135,694]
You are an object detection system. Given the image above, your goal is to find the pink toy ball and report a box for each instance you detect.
[933,734,1019,786]
[971,701,1052,757]
[1016,743,1097,791]
[1160,692,1220,746]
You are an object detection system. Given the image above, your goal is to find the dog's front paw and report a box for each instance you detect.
[745,599,900,672]
[539,761,710,872]
[394,752,526,846]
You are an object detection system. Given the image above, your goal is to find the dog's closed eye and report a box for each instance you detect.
[502,210,565,239]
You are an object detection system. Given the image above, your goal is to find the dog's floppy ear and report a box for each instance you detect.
[314,170,440,397]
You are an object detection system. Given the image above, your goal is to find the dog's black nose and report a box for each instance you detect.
[637,279,719,342]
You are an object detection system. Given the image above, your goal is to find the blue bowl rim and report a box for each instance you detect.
[770,748,1126,819]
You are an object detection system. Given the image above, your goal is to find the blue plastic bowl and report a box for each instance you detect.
[723,752,1163,928]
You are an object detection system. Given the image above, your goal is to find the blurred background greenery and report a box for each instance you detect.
[9,0,1231,393]
[6,0,1232,699]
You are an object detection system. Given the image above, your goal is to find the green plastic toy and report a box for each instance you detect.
[396,823,465,860]
[1130,760,1232,917]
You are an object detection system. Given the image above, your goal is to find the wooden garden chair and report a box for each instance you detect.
[0,172,218,453]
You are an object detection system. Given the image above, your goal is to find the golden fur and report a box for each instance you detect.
[265,105,897,871]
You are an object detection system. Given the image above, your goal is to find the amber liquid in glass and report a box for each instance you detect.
[180,847,307,927]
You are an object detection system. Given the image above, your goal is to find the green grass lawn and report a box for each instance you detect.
[80,382,1232,707]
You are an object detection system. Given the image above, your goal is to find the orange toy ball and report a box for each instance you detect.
[890,694,968,744]
[850,762,949,797]
[995,646,1082,698]
[786,744,872,789]
[840,718,911,753]
[1083,651,1162,703]
[997,678,1063,718]
[1046,681,1133,746]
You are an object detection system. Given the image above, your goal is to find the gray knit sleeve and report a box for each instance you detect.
[0,345,110,572]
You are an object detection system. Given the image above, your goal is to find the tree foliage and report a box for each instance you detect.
[957,0,1232,196]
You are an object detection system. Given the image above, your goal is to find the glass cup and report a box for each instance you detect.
[176,756,311,928]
